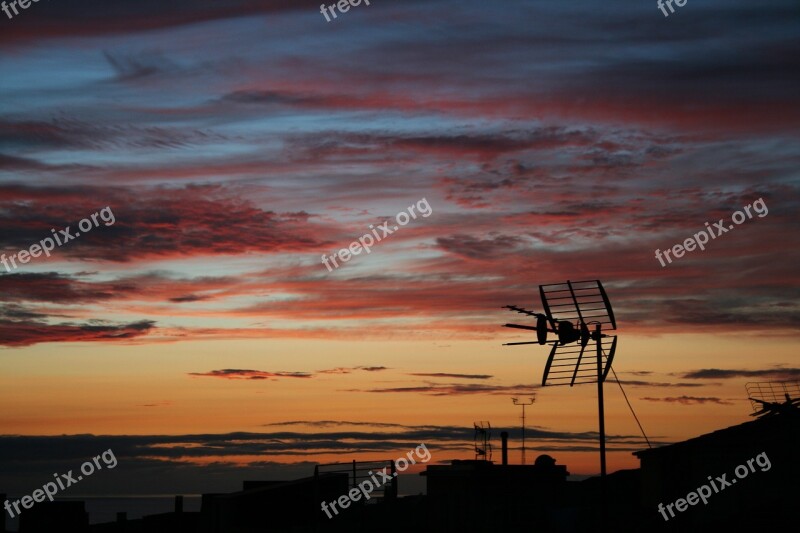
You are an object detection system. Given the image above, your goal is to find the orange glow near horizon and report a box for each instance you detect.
[1,332,793,476]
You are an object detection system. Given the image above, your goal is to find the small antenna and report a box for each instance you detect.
[512,396,535,464]
[746,381,800,417]
[474,421,493,461]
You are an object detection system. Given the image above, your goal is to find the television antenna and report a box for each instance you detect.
[502,279,618,477]
[474,421,493,461]
[511,396,535,464]
[746,381,800,418]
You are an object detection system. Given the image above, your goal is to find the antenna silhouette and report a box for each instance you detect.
[502,279,618,478]
[746,381,800,417]
[473,421,493,461]
[511,396,535,464]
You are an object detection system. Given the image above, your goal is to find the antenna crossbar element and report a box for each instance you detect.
[503,323,540,332]
[503,305,545,317]
[539,280,617,332]
[746,381,800,417]
[537,280,617,386]
[542,335,617,386]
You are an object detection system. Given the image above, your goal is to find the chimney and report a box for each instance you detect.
[501,432,509,465]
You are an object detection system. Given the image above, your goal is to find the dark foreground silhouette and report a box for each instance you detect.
[4,405,797,533]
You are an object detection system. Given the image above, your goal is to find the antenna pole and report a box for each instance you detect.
[596,323,606,478]
[512,397,535,464]
[522,402,526,465]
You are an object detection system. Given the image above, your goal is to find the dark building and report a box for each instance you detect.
[633,408,799,530]
[422,455,569,531]
[18,501,89,532]
[200,472,349,533]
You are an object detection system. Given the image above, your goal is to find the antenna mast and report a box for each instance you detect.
[512,396,535,464]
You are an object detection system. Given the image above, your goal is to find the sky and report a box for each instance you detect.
[1,0,799,497]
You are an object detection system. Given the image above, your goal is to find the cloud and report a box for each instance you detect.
[407,372,493,380]
[139,401,173,408]
[0,304,51,321]
[0,318,155,347]
[0,273,119,303]
[655,298,800,330]
[0,184,328,262]
[316,366,389,374]
[188,369,312,380]
[103,50,181,81]
[345,383,538,396]
[436,234,526,260]
[220,90,328,108]
[0,424,648,464]
[188,366,389,380]
[169,294,210,303]
[0,271,238,306]
[640,396,733,405]
[681,367,800,380]
[262,420,438,430]
[0,117,232,151]
[0,0,325,45]
[0,153,64,171]
[612,380,708,388]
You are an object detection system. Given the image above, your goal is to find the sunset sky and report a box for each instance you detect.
[1,0,799,497]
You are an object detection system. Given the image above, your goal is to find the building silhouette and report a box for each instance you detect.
[6,406,798,532]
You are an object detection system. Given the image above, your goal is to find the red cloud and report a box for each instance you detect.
[188,369,313,380]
